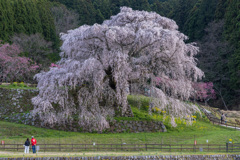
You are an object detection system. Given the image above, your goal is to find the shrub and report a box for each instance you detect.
[19,82,27,87]
[12,82,18,87]
[127,95,150,111]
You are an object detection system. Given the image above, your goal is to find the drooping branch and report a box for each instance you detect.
[32,7,204,131]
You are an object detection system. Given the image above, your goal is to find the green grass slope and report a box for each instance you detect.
[0,95,239,145]
[0,120,239,145]
[0,83,36,90]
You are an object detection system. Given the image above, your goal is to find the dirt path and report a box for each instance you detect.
[219,124,240,130]
[0,151,237,158]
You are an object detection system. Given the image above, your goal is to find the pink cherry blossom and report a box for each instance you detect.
[0,41,39,82]
[32,7,204,131]
[192,82,216,101]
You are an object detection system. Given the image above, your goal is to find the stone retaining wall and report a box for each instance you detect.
[109,120,166,133]
[3,112,166,133]
[0,88,38,116]
[0,88,166,133]
[0,155,239,160]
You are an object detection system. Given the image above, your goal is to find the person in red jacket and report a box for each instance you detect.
[31,136,37,153]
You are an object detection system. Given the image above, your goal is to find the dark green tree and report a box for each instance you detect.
[224,0,240,106]
[14,0,28,33]
[25,0,43,34]
[37,0,59,48]
[168,0,197,31]
[95,9,105,24]
[0,0,14,41]
[130,0,150,11]
[215,0,227,19]
[183,0,218,40]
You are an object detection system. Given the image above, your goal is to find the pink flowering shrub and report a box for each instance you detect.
[192,82,216,101]
[155,76,216,102]
[50,63,60,68]
[0,41,39,82]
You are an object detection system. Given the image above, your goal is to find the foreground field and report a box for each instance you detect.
[0,120,239,145]
[0,95,239,157]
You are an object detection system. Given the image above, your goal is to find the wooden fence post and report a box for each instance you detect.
[2,142,239,153]
[226,143,228,152]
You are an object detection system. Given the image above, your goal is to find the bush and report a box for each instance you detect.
[12,82,18,87]
[19,82,27,87]
[127,95,151,111]
[0,82,34,89]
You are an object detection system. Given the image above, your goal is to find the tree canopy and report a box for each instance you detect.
[0,41,39,82]
[0,0,59,47]
[32,7,203,131]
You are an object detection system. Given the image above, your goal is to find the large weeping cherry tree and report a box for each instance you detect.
[32,7,204,131]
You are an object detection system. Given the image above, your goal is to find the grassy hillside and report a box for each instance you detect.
[0,95,239,145]
[0,93,239,146]
[0,120,239,145]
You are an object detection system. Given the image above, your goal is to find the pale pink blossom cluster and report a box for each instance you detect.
[0,41,39,82]
[192,82,216,101]
[50,63,61,68]
[32,7,204,131]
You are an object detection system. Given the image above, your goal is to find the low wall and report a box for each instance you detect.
[0,88,166,133]
[0,155,239,160]
[3,112,166,133]
[0,88,38,116]
[109,120,167,133]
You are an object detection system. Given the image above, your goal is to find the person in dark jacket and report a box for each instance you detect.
[24,138,30,154]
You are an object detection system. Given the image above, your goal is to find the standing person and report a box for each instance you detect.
[31,136,37,153]
[222,113,226,123]
[24,138,30,154]
[221,113,224,124]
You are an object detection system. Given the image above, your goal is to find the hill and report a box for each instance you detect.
[0,86,239,146]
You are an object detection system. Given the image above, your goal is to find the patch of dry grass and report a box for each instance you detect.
[221,110,240,124]
[200,105,240,123]
[221,110,240,119]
